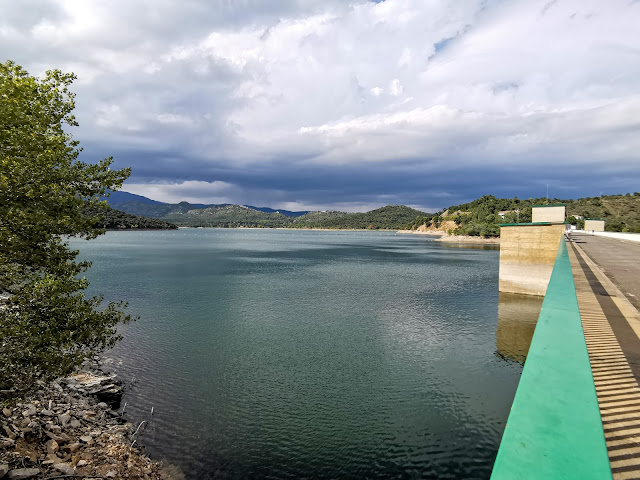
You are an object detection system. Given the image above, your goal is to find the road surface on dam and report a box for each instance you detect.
[573,234,640,312]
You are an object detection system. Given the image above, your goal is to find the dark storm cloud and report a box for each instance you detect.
[3,0,640,210]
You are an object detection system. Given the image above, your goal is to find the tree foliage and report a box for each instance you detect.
[0,60,132,399]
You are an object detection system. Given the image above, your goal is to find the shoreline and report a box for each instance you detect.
[0,360,180,479]
[396,230,500,244]
[103,226,501,243]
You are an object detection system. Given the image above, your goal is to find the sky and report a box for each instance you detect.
[2,0,640,212]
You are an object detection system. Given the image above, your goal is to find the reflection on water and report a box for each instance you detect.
[437,243,500,251]
[496,293,544,363]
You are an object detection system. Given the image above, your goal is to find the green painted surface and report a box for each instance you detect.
[491,240,611,480]
[499,222,552,227]
[532,204,567,208]
[500,222,569,227]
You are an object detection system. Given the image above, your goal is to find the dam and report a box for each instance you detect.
[492,232,640,479]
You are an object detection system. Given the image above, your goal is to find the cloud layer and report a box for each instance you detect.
[2,0,639,211]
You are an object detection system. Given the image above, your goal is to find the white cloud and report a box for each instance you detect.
[389,79,404,97]
[2,0,640,208]
[122,181,237,204]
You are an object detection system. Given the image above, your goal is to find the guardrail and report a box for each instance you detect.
[491,239,612,479]
[576,231,640,243]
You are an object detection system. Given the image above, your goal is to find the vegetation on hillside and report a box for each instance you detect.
[104,200,206,218]
[163,204,292,228]
[568,194,640,233]
[90,207,178,230]
[110,198,430,230]
[293,205,426,230]
[405,193,640,237]
[0,60,132,400]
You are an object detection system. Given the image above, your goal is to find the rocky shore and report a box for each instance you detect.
[0,361,180,479]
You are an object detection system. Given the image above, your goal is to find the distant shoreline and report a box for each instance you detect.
[396,230,500,244]
[104,226,501,243]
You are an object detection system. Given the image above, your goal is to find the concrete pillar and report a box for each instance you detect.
[498,223,566,296]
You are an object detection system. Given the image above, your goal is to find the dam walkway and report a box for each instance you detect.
[492,233,640,479]
[569,234,640,478]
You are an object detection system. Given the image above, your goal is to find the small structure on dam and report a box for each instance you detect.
[531,204,566,223]
[584,218,605,232]
[498,205,567,296]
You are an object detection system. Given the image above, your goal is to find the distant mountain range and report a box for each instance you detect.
[104,191,427,229]
[106,191,310,218]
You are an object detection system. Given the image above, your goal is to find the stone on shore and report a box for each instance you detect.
[0,360,176,479]
[53,462,75,475]
[7,468,39,479]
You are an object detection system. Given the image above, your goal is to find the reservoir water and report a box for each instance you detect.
[73,229,525,479]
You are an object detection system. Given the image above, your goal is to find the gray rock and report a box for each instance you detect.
[58,413,70,427]
[53,463,75,476]
[79,435,92,443]
[62,442,81,453]
[40,409,54,416]
[0,437,15,447]
[2,408,11,417]
[69,419,82,428]
[21,405,36,417]
[7,468,40,479]
[45,439,59,455]
[76,460,88,467]
[2,426,15,439]
[44,430,64,443]
[0,464,9,478]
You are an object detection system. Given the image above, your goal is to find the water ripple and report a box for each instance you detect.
[73,230,520,480]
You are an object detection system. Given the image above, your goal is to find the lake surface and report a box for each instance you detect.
[72,229,525,479]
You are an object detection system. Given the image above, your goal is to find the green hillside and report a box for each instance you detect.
[107,194,430,229]
[293,205,427,230]
[291,210,350,225]
[163,204,291,227]
[405,193,640,237]
[160,204,427,229]
[568,194,640,232]
[89,207,178,230]
[108,200,206,218]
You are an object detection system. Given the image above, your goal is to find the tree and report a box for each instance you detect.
[0,60,132,399]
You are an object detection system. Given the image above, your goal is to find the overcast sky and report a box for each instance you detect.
[3,0,639,211]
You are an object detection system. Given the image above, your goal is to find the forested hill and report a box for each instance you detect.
[90,207,178,230]
[105,191,309,218]
[162,204,427,229]
[293,205,426,229]
[405,193,640,237]
[105,193,429,229]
